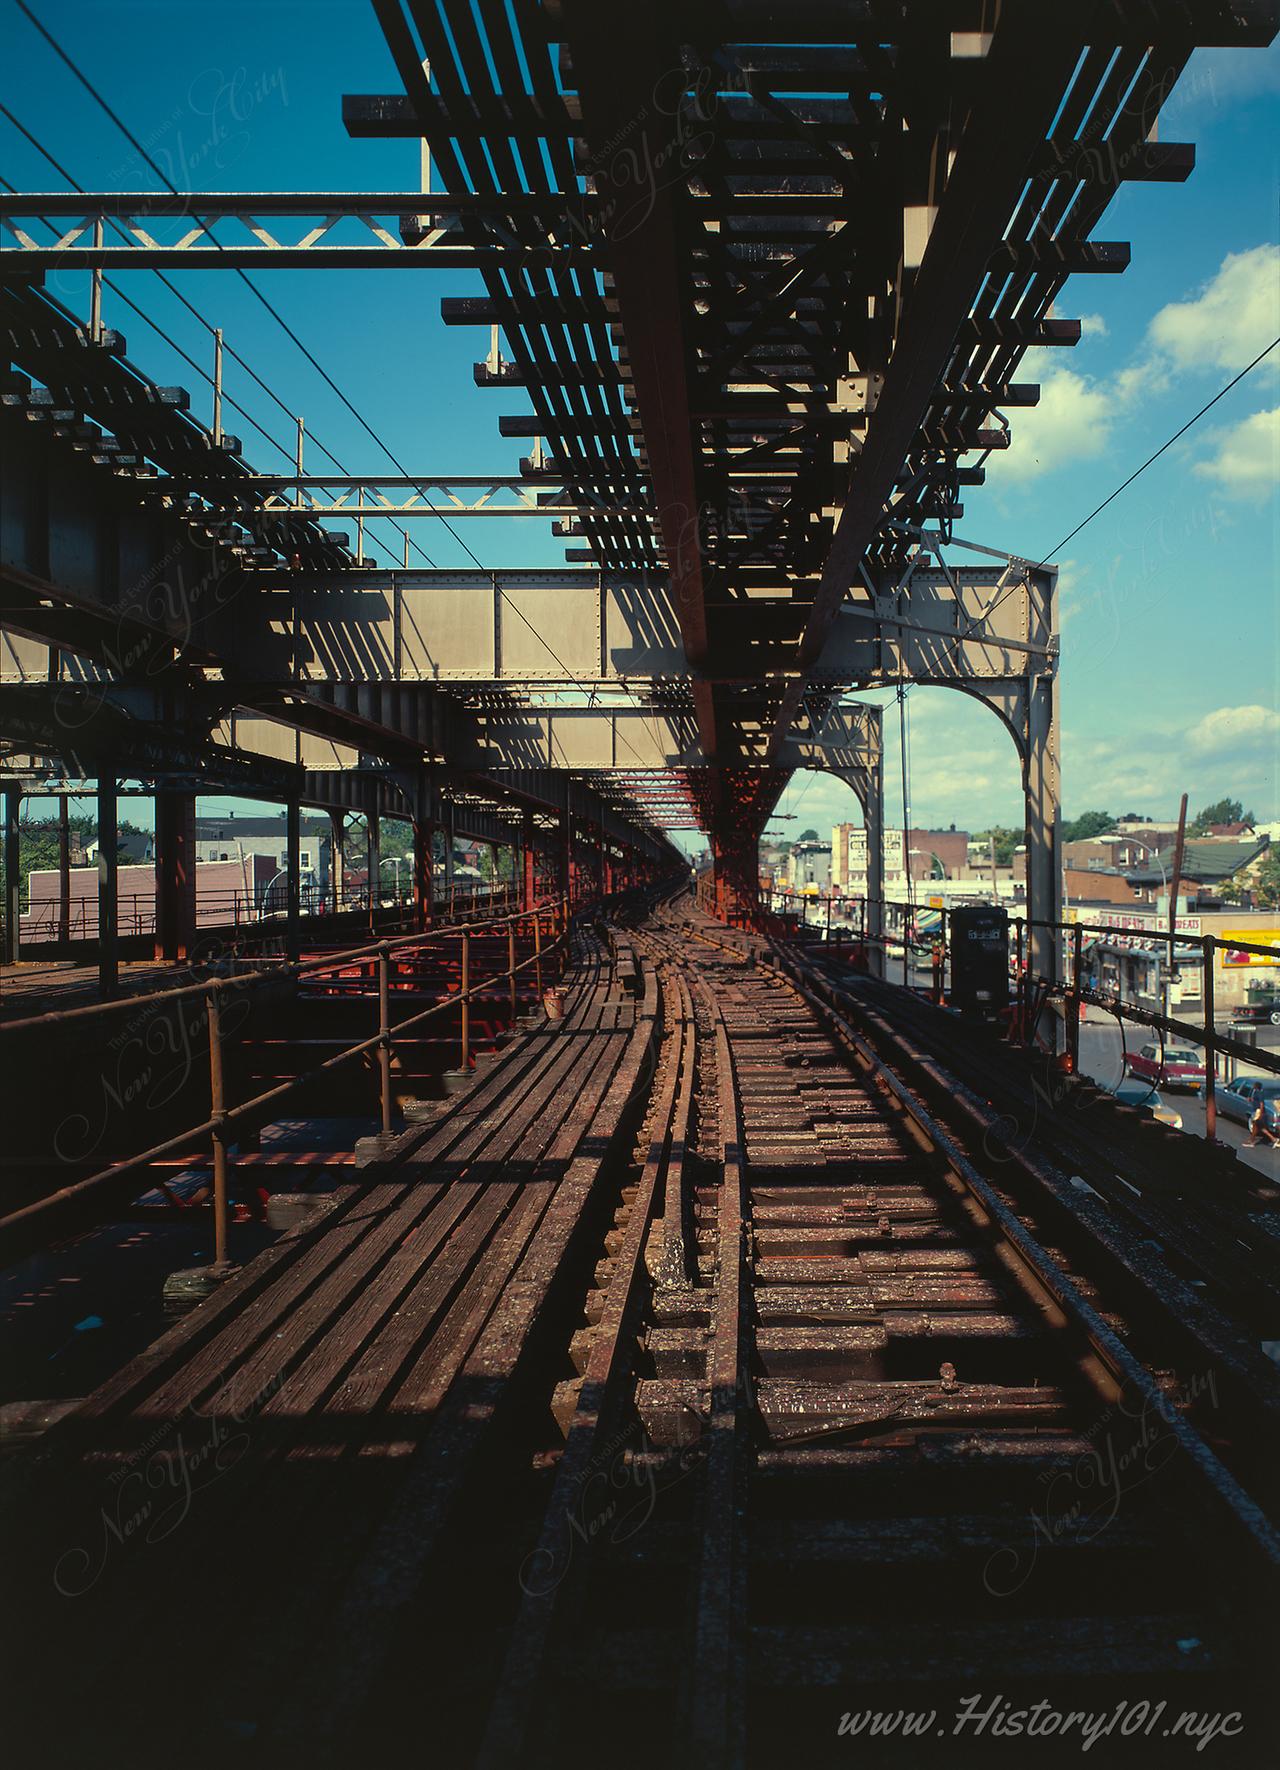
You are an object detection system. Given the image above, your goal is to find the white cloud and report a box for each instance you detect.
[993,245,1279,489]
[1187,704,1280,756]
[1165,41,1280,118]
[1148,245,1280,378]
[997,366,1115,482]
[1193,405,1280,501]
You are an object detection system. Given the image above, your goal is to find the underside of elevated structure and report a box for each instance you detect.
[3,0,1274,989]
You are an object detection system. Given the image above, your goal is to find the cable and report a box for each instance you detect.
[940,332,1280,666]
[1035,334,1279,565]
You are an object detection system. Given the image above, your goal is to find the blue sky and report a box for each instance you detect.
[3,8,1277,845]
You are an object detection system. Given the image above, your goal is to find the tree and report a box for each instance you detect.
[1190,797,1255,835]
[798,828,820,842]
[974,826,1019,867]
[11,815,145,907]
[1253,853,1280,910]
[1061,810,1114,844]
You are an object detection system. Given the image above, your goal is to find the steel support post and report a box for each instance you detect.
[413,817,434,930]
[377,943,393,1136]
[1024,669,1062,1038]
[208,984,231,1270]
[1068,924,1083,1075]
[367,813,380,929]
[58,795,70,945]
[559,810,573,904]
[522,811,536,912]
[329,810,345,914]
[154,791,197,963]
[286,796,301,960]
[97,772,119,998]
[710,828,760,926]
[2,788,19,966]
[1203,936,1218,1143]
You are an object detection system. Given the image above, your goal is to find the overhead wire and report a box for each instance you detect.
[870,329,1280,844]
[938,331,1280,668]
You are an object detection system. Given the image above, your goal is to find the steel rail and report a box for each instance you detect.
[475,960,694,1766]
[675,902,1280,1592]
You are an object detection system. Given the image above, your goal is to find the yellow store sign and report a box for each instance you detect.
[1220,929,1280,968]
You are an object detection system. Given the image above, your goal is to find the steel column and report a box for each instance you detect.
[2,788,19,965]
[153,791,197,963]
[1024,666,1062,1028]
[329,810,345,913]
[57,795,70,945]
[286,796,301,959]
[521,811,536,912]
[97,772,118,998]
[368,812,381,926]
[413,816,434,929]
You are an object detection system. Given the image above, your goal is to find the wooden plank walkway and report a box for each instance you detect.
[0,931,659,1766]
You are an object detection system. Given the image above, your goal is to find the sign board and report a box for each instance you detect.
[1220,929,1280,968]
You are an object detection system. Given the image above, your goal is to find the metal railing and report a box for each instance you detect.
[756,887,1280,1144]
[0,896,570,1266]
[10,877,521,944]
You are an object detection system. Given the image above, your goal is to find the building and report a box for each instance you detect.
[787,838,831,894]
[1072,906,1280,1017]
[832,824,969,894]
[21,856,280,942]
[1064,867,1141,907]
[195,815,332,896]
[1062,832,1163,871]
[1122,835,1270,905]
[85,829,153,863]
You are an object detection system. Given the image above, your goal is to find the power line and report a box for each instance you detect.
[941,332,1280,666]
[1037,333,1279,564]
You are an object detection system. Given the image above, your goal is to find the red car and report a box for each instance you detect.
[1122,1041,1206,1093]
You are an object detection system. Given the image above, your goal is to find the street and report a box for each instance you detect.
[1077,1015,1280,1179]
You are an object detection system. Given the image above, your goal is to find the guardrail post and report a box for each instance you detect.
[377,942,393,1136]
[1068,923,1083,1074]
[1203,935,1217,1142]
[208,985,232,1270]
[1014,915,1024,1034]
[508,920,517,1024]
[533,908,543,1000]
[461,931,471,1070]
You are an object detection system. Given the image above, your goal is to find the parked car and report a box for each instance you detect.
[1122,1041,1206,1093]
[1235,988,1280,1026]
[1113,1078,1183,1130]
[1210,1076,1280,1132]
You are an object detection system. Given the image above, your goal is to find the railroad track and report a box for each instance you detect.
[4,897,1277,1768]
[456,901,1279,1767]
[0,920,658,1766]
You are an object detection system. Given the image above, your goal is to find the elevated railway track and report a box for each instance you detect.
[2,895,1276,1767]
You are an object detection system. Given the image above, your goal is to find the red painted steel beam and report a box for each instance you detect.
[560,0,717,760]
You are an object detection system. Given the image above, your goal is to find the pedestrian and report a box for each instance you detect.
[1244,1084,1277,1148]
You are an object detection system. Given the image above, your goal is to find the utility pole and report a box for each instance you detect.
[1166,793,1188,1022]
